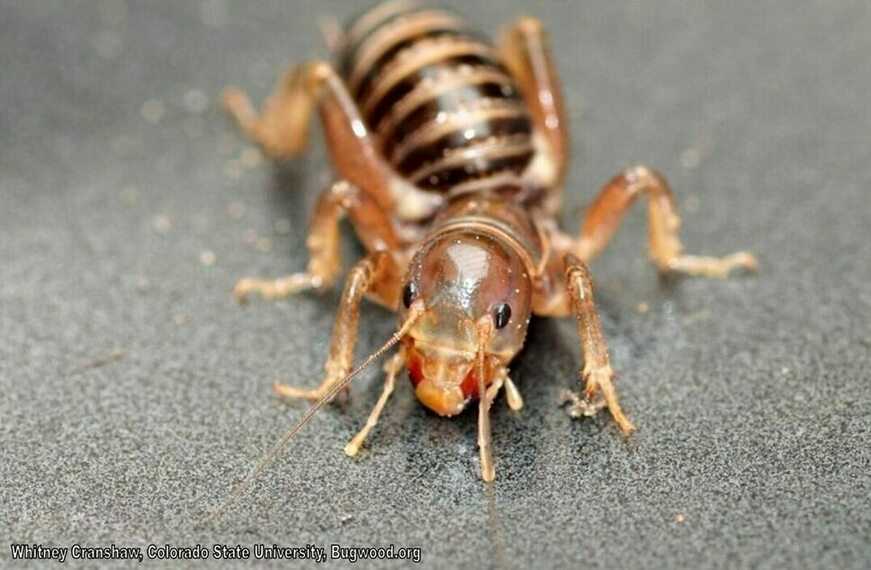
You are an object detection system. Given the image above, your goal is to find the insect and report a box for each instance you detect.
[218,0,757,500]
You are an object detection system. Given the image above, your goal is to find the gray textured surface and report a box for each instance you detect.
[2,1,870,568]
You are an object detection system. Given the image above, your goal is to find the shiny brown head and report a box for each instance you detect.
[399,229,533,416]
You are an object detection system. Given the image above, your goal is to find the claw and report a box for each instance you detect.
[562,365,636,435]
[560,389,605,418]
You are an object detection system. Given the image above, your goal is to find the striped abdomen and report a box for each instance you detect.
[338,2,534,192]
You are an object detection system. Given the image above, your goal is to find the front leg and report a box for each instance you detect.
[562,254,635,435]
[273,250,397,402]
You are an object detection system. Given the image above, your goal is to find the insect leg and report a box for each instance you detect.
[234,181,345,302]
[222,62,324,159]
[273,250,399,402]
[234,180,402,303]
[344,351,405,457]
[224,61,441,219]
[576,166,758,278]
[562,254,635,435]
[499,18,569,201]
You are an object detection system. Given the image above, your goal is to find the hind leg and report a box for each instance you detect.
[223,63,321,160]
[499,17,569,209]
[574,166,757,277]
[223,60,441,220]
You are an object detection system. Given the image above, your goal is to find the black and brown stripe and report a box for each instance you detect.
[338,1,534,192]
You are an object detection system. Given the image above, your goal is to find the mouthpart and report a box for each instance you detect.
[404,338,494,417]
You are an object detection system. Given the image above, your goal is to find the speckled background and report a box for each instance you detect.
[1,1,869,568]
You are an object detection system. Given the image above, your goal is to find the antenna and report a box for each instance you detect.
[197,301,424,526]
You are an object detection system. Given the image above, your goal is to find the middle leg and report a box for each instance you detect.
[234,180,402,303]
[575,165,758,278]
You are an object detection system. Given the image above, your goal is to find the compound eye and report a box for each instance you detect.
[493,303,512,329]
[402,282,417,309]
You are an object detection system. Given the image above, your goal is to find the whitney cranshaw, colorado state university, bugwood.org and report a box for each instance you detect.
[9,542,425,564]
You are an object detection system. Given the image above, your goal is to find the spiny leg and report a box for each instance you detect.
[223,62,322,159]
[224,60,440,219]
[234,181,345,302]
[233,180,402,303]
[273,250,398,402]
[576,165,758,278]
[344,351,405,457]
[499,17,569,203]
[563,255,635,435]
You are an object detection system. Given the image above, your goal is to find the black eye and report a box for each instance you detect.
[402,282,417,308]
[493,303,512,329]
